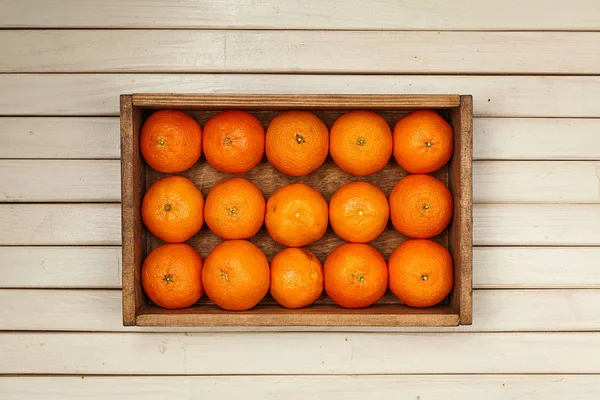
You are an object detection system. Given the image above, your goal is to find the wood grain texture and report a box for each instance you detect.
[448,95,473,324]
[1,289,599,332]
[4,117,600,161]
[474,118,600,160]
[2,74,600,117]
[474,247,600,289]
[0,160,120,202]
[2,332,600,374]
[3,247,597,290]
[473,161,600,203]
[2,0,599,30]
[0,117,120,159]
[2,375,600,400]
[0,247,121,289]
[474,204,600,246]
[133,94,460,109]
[8,30,596,73]
[0,204,121,245]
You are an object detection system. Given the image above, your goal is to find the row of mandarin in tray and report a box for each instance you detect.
[141,108,453,178]
[144,239,452,311]
[142,174,452,246]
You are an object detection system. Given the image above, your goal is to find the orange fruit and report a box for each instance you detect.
[324,243,388,309]
[140,110,202,173]
[270,248,323,309]
[142,244,203,309]
[202,240,269,311]
[388,239,453,307]
[329,181,389,243]
[203,110,265,174]
[266,111,329,176]
[142,176,204,243]
[389,174,452,239]
[330,110,393,176]
[204,177,265,240]
[265,183,328,247]
[393,110,453,173]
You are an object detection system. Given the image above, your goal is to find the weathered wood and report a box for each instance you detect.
[2,31,600,74]
[122,94,471,326]
[2,375,600,400]
[2,0,599,30]
[448,95,473,325]
[2,75,600,117]
[2,332,600,374]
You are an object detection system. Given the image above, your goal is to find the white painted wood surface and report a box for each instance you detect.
[2,0,599,30]
[1,1,599,398]
[2,75,600,117]
[3,30,600,74]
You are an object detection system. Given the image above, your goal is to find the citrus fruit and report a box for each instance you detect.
[393,110,453,173]
[140,110,202,173]
[204,177,265,240]
[330,110,393,176]
[329,181,389,243]
[142,243,203,309]
[324,243,388,309]
[270,248,323,309]
[202,240,269,311]
[142,176,204,243]
[203,110,265,174]
[265,183,328,247]
[266,110,329,176]
[389,174,452,239]
[388,239,453,307]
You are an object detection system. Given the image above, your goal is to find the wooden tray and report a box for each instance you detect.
[120,94,473,327]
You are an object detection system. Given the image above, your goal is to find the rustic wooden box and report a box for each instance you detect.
[121,94,472,327]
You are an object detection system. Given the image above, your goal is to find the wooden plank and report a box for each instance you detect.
[0,160,120,202]
[1,332,599,374]
[1,0,599,30]
[0,117,120,159]
[3,31,599,74]
[0,204,121,245]
[2,375,600,400]
[3,160,599,203]
[3,247,598,290]
[0,247,121,289]
[474,247,600,289]
[474,204,600,246]
[474,118,600,160]
[132,94,460,109]
[1,289,597,332]
[2,203,598,246]
[1,75,599,117]
[4,117,600,161]
[473,161,600,203]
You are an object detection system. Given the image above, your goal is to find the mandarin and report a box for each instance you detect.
[388,239,453,307]
[202,240,270,311]
[265,183,328,247]
[324,243,388,309]
[266,111,329,176]
[270,248,323,309]
[330,110,392,176]
[203,110,265,174]
[140,110,202,173]
[393,110,453,173]
[389,174,452,239]
[142,176,204,243]
[204,177,265,240]
[142,244,203,309]
[329,181,389,243]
